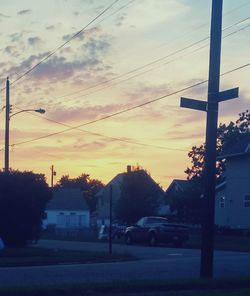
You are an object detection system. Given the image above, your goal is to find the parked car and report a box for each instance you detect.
[124,216,189,247]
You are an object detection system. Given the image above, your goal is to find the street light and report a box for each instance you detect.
[4,78,46,173]
[9,108,46,119]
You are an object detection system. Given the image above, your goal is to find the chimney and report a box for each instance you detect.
[127,165,132,173]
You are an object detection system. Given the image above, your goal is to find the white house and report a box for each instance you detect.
[215,134,250,229]
[43,188,90,229]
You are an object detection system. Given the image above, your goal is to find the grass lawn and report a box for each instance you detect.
[115,290,250,296]
[1,277,250,296]
[0,247,136,267]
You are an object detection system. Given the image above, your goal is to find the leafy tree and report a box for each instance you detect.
[0,170,51,247]
[115,169,163,224]
[166,180,202,224]
[185,110,250,181]
[57,174,103,212]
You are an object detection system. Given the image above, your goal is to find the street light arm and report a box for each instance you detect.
[10,108,46,119]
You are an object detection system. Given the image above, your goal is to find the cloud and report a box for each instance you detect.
[62,27,101,42]
[31,55,99,81]
[46,25,55,30]
[4,45,16,54]
[9,32,23,42]
[17,9,32,15]
[73,139,107,150]
[83,37,110,57]
[28,36,42,46]
[0,13,10,20]
[47,103,123,123]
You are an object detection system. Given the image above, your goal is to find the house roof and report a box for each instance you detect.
[95,173,124,197]
[46,188,89,211]
[166,179,190,194]
[217,133,250,160]
[95,170,164,197]
[215,180,226,192]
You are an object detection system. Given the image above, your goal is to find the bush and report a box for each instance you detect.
[0,171,52,247]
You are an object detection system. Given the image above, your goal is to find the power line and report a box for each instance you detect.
[10,62,250,147]
[11,106,186,152]
[6,0,121,87]
[40,16,250,106]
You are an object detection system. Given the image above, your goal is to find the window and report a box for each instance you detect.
[219,196,225,208]
[136,218,145,227]
[244,195,250,208]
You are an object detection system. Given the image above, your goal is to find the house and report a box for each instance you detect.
[43,188,90,229]
[165,179,202,224]
[215,134,250,229]
[165,179,191,198]
[95,166,167,226]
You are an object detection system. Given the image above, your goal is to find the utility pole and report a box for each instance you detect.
[180,0,238,278]
[109,184,113,255]
[5,77,10,173]
[50,165,56,188]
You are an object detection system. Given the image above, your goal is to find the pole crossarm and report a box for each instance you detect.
[208,87,239,102]
[180,87,239,112]
[180,97,207,112]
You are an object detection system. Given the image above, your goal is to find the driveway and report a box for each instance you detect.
[0,240,250,288]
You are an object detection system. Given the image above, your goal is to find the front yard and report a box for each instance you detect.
[0,247,136,267]
[1,277,250,296]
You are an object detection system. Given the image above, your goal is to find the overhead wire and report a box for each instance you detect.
[0,0,121,91]
[11,106,186,151]
[36,16,250,106]
[9,62,250,148]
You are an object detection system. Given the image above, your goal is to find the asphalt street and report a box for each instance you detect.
[0,240,250,288]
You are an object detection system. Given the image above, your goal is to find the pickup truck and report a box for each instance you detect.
[124,216,189,247]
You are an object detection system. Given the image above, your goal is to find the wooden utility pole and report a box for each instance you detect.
[180,0,239,278]
[50,165,56,187]
[5,78,10,173]
[109,184,113,255]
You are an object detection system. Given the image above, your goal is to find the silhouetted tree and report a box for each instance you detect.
[170,110,250,224]
[166,180,202,224]
[115,169,163,224]
[0,170,51,247]
[57,174,103,212]
[185,110,250,181]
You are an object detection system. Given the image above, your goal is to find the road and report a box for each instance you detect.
[0,240,250,288]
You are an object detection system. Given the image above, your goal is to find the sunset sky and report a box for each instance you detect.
[0,0,249,189]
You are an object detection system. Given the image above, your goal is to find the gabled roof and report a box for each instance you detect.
[46,188,89,211]
[218,133,250,160]
[95,170,164,197]
[166,179,190,194]
[95,173,124,197]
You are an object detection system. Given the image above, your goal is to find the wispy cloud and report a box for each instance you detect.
[46,25,55,30]
[47,103,123,123]
[28,36,43,46]
[17,9,32,15]
[0,12,11,20]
